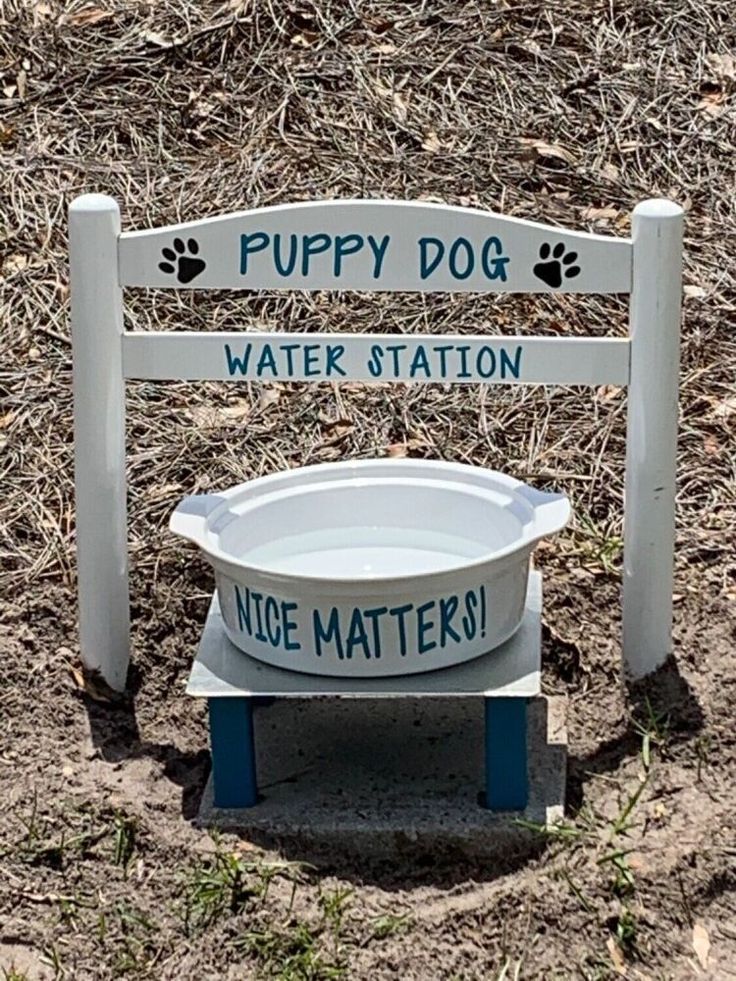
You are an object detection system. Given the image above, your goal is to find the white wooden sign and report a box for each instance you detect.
[69,195,683,692]
[123,331,629,386]
[118,201,631,293]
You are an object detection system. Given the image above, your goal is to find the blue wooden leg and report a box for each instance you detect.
[208,697,258,808]
[484,697,528,811]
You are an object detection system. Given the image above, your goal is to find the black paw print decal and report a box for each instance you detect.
[533,242,580,288]
[158,238,206,284]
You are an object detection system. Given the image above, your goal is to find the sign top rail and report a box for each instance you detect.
[117,198,632,294]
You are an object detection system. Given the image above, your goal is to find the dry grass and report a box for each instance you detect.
[1,1,735,978]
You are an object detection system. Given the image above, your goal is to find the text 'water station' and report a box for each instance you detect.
[70,197,683,824]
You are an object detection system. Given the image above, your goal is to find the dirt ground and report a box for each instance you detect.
[1,1,735,978]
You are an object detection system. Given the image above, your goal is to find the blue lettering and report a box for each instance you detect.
[256,344,279,378]
[334,234,364,277]
[500,345,522,380]
[325,344,346,377]
[235,584,252,634]
[301,234,331,276]
[367,235,390,279]
[303,344,321,377]
[456,345,472,379]
[281,343,300,376]
[274,233,298,277]
[419,237,444,280]
[439,595,461,647]
[461,590,478,640]
[389,603,413,657]
[281,601,301,651]
[409,345,431,379]
[240,232,269,275]
[416,600,437,654]
[449,237,474,280]
[368,344,384,378]
[265,596,281,647]
[225,343,252,377]
[251,591,267,642]
[363,607,388,659]
[434,345,453,378]
[313,607,343,659]
[386,344,407,377]
[481,236,510,282]
[346,609,370,660]
[477,346,497,378]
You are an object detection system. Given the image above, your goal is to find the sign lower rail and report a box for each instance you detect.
[122,331,630,386]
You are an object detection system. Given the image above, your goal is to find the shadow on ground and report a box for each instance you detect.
[566,657,705,815]
[83,663,209,821]
[81,657,703,889]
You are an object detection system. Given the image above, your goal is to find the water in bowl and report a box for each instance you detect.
[241,526,489,578]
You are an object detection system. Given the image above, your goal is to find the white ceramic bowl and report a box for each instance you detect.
[170,459,569,677]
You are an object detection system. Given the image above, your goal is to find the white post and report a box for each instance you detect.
[69,194,130,691]
[623,199,684,680]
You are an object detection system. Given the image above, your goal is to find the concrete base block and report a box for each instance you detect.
[196,695,567,860]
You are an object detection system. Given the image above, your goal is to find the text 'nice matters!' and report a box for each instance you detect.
[233,583,490,661]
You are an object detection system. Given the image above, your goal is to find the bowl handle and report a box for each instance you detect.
[169,494,224,545]
[516,485,571,539]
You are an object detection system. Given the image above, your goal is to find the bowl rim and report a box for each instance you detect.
[172,458,569,586]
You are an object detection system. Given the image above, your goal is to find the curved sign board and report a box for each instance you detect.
[118,200,632,293]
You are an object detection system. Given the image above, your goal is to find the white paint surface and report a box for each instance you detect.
[123,332,630,385]
[69,195,130,691]
[118,199,631,293]
[623,199,684,679]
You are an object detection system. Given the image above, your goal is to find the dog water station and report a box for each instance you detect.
[69,195,683,843]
